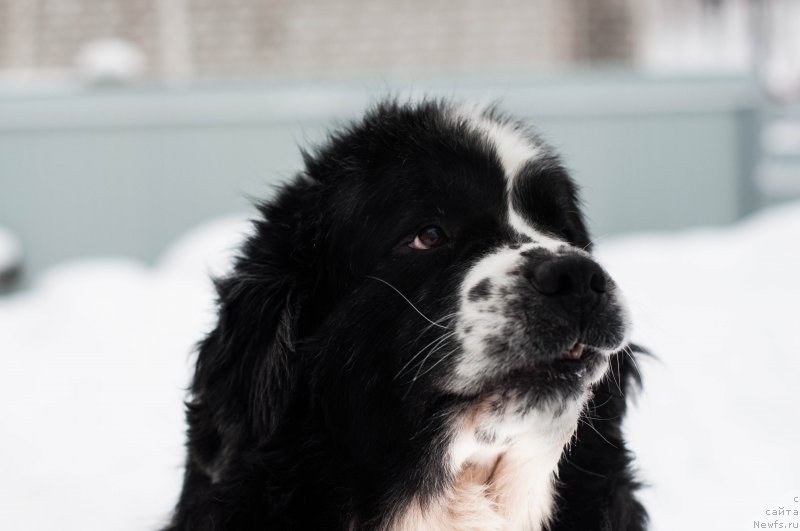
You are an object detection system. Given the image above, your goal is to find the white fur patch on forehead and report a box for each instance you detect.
[507,211,563,250]
[455,103,542,192]
[452,103,561,246]
[461,244,522,293]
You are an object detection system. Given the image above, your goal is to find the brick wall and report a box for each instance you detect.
[0,0,644,83]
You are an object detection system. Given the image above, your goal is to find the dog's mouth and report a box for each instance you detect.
[520,342,598,378]
[469,342,602,398]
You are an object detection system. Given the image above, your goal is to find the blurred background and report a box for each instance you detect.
[1,0,800,282]
[1,1,800,530]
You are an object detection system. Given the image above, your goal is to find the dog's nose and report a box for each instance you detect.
[529,255,607,302]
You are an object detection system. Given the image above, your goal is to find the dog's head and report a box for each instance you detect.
[190,100,630,521]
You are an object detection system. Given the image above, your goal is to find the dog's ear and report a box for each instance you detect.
[186,180,317,472]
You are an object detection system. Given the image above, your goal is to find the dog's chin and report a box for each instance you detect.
[449,344,615,432]
[444,346,612,453]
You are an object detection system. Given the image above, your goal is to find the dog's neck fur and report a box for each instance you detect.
[387,397,585,531]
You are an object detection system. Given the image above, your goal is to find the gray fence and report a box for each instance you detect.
[0,75,758,277]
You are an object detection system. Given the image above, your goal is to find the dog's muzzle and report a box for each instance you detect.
[452,244,627,394]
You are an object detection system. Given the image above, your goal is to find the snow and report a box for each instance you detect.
[0,216,251,531]
[1,205,799,530]
[596,203,800,528]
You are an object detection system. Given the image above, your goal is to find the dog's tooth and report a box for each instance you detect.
[561,343,584,360]
[572,343,585,359]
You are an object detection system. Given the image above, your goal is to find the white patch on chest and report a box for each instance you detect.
[388,394,587,531]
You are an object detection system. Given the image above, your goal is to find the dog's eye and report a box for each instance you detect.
[409,225,448,250]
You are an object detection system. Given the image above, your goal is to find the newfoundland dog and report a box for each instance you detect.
[165,99,646,530]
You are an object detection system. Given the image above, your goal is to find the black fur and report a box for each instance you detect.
[164,100,647,530]
[552,350,647,530]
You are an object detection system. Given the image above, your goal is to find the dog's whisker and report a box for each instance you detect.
[415,312,459,337]
[394,330,457,380]
[404,341,456,398]
[587,393,615,411]
[584,414,622,422]
[414,340,454,379]
[607,351,624,396]
[408,337,455,384]
[577,416,619,449]
[406,314,458,357]
[366,275,451,329]
[414,345,458,381]
[561,455,608,479]
[623,346,644,383]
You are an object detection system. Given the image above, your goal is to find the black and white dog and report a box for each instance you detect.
[165,100,647,530]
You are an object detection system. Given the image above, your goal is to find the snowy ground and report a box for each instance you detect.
[1,205,798,530]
